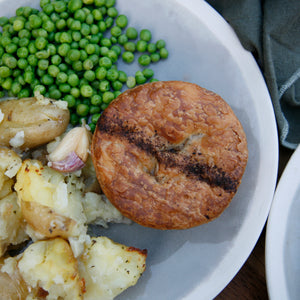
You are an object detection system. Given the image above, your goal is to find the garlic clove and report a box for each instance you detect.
[50,151,85,173]
[49,127,91,163]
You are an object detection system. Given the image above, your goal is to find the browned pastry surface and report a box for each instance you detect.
[91,81,248,229]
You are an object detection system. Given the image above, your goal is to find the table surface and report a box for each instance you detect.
[215,146,294,300]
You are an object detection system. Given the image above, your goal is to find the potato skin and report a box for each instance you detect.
[0,97,69,149]
[20,200,76,239]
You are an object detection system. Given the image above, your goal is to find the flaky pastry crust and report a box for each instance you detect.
[92,81,248,229]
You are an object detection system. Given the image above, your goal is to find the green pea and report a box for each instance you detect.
[59,83,71,93]
[91,94,102,106]
[124,42,136,52]
[33,84,46,95]
[110,26,122,37]
[81,23,91,36]
[58,43,70,56]
[43,4,54,15]
[80,84,93,97]
[41,74,54,85]
[159,47,169,59]
[142,68,154,79]
[29,15,42,29]
[126,27,138,40]
[147,43,157,53]
[0,66,11,78]
[84,70,96,82]
[53,1,67,13]
[60,32,72,43]
[122,51,134,63]
[100,37,111,47]
[85,44,95,55]
[72,31,82,41]
[13,19,25,31]
[16,47,28,58]
[156,39,166,49]
[99,56,112,69]
[68,73,80,87]
[0,17,9,27]
[95,67,107,80]
[17,58,28,69]
[116,15,128,28]
[102,91,114,103]
[136,40,147,52]
[5,43,17,54]
[19,37,30,47]
[35,50,50,59]
[91,113,101,124]
[58,63,68,72]
[18,88,30,98]
[126,76,136,89]
[48,65,60,77]
[49,88,62,99]
[27,55,38,67]
[64,94,76,108]
[43,20,55,32]
[118,70,127,83]
[2,78,13,90]
[35,36,48,50]
[51,54,62,65]
[140,29,152,42]
[68,0,83,13]
[111,80,122,91]
[83,58,94,70]
[72,61,83,72]
[106,68,119,82]
[79,38,89,48]
[56,19,66,30]
[67,49,81,61]
[70,113,79,126]
[38,59,49,70]
[150,52,160,62]
[99,80,110,92]
[70,87,80,98]
[11,81,22,95]
[138,54,151,66]
[24,71,34,84]
[118,34,128,45]
[135,70,147,84]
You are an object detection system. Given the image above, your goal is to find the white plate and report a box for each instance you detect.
[0,0,279,299]
[266,145,300,300]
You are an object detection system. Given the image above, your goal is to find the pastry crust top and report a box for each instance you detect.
[91,81,248,229]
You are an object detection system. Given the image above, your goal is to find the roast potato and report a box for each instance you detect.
[18,238,84,300]
[0,148,27,257]
[15,159,87,242]
[0,97,69,150]
[0,256,29,299]
[0,193,28,257]
[78,236,147,300]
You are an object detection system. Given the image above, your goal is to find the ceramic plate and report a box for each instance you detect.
[0,0,279,299]
[266,145,300,300]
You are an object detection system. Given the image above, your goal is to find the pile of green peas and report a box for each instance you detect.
[0,0,169,131]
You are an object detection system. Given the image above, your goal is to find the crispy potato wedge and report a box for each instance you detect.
[0,97,69,149]
[15,160,87,241]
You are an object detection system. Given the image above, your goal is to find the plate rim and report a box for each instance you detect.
[265,144,300,300]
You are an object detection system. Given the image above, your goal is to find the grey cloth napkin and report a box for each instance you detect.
[206,0,300,149]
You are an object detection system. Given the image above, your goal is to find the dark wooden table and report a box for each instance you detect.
[215,146,294,300]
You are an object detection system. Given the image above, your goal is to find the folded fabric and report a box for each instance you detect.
[206,0,300,149]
